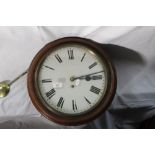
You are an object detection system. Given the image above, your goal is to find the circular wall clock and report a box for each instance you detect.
[27,37,117,126]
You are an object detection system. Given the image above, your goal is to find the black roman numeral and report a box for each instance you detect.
[90,86,101,95]
[42,79,52,83]
[57,97,64,108]
[46,89,56,99]
[91,75,102,80]
[84,97,91,104]
[68,49,74,60]
[89,62,97,69]
[55,54,62,63]
[72,100,78,111]
[81,53,86,62]
[44,65,55,70]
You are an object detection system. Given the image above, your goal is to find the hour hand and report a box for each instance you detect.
[71,71,104,81]
[82,75,103,81]
[90,75,103,80]
[71,75,103,82]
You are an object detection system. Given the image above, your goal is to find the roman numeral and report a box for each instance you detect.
[55,54,62,63]
[72,100,78,111]
[84,97,91,104]
[81,53,86,62]
[91,75,102,80]
[68,49,74,60]
[46,88,56,99]
[89,62,97,69]
[57,97,64,108]
[44,65,55,70]
[42,79,52,83]
[90,86,101,95]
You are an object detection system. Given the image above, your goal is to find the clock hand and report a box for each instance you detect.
[83,75,103,81]
[71,70,104,81]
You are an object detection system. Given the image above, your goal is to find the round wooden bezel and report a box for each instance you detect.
[27,37,117,126]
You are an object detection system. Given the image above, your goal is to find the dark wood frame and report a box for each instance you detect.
[27,37,117,126]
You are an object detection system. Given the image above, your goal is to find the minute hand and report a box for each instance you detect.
[73,70,104,80]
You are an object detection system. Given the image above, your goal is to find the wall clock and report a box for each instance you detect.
[27,37,117,126]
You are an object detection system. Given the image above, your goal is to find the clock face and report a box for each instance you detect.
[36,44,108,115]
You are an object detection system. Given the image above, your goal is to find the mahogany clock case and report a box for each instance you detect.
[27,37,117,126]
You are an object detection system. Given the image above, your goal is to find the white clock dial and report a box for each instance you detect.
[37,44,108,115]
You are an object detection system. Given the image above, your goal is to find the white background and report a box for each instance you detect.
[0,0,155,155]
